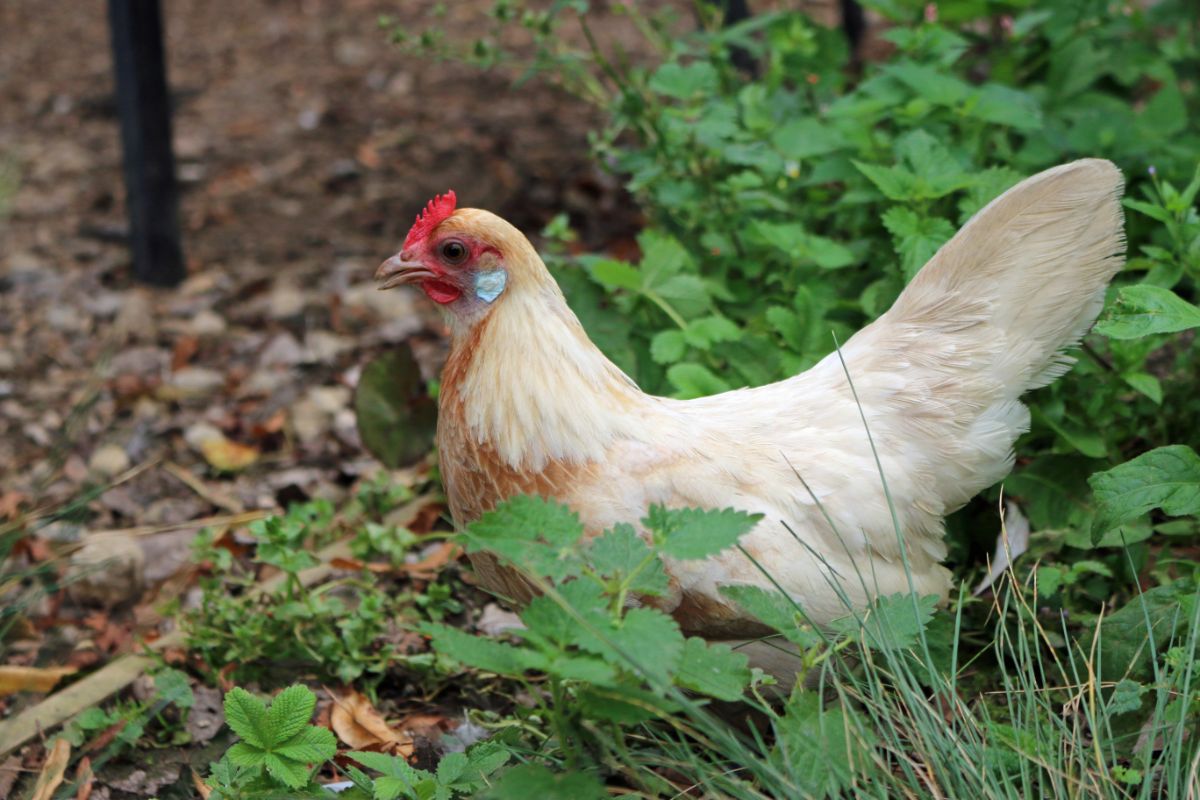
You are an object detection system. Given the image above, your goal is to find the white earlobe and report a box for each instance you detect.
[475,269,507,303]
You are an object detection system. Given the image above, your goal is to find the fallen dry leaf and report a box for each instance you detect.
[0,490,26,520]
[192,768,213,799]
[0,665,78,696]
[330,688,413,756]
[74,756,93,800]
[404,541,462,579]
[200,436,260,472]
[30,738,70,800]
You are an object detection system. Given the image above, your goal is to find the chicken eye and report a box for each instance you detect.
[439,239,469,266]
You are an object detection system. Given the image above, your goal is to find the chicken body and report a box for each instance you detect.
[378,160,1125,643]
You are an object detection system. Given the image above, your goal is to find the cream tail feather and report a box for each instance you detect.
[440,159,1126,669]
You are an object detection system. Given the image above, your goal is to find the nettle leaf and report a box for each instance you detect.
[648,61,719,100]
[774,692,868,796]
[675,638,751,700]
[881,207,955,280]
[425,622,544,676]
[895,130,976,198]
[463,495,585,581]
[223,687,271,749]
[968,83,1042,131]
[605,608,685,685]
[887,61,969,106]
[1094,285,1200,339]
[645,505,762,560]
[830,593,939,651]
[1093,580,1199,681]
[853,160,918,200]
[521,580,610,652]
[264,684,317,745]
[719,584,822,647]
[1089,445,1200,540]
[1107,679,1147,715]
[587,524,670,597]
[666,363,732,398]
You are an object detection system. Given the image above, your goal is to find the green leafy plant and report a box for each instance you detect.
[207,684,336,796]
[184,497,428,685]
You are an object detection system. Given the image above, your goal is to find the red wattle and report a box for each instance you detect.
[423,280,462,304]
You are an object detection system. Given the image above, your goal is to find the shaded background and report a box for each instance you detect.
[0,0,646,521]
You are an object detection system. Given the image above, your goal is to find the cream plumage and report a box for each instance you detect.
[376,159,1126,652]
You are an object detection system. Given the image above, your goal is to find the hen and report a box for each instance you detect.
[376,160,1125,656]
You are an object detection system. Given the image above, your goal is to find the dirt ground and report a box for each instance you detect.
[0,0,642,516]
[0,1,641,791]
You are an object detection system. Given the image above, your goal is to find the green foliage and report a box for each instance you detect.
[56,667,195,759]
[363,3,1200,797]
[184,495,433,686]
[349,746,510,800]
[220,685,336,789]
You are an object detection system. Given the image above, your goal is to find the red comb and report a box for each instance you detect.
[403,190,457,250]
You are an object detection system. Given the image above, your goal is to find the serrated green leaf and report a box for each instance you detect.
[1089,445,1200,539]
[520,580,610,653]
[223,687,270,749]
[1108,679,1146,715]
[1094,285,1200,339]
[273,725,336,764]
[774,692,869,796]
[645,505,762,560]
[881,207,955,280]
[263,752,311,788]
[587,523,670,597]
[853,161,918,200]
[606,608,684,684]
[225,741,266,768]
[675,638,750,700]
[264,684,317,746]
[425,622,544,676]
[830,593,938,651]
[463,495,585,582]
[719,584,823,647]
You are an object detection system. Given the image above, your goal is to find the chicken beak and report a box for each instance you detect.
[375,255,435,290]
